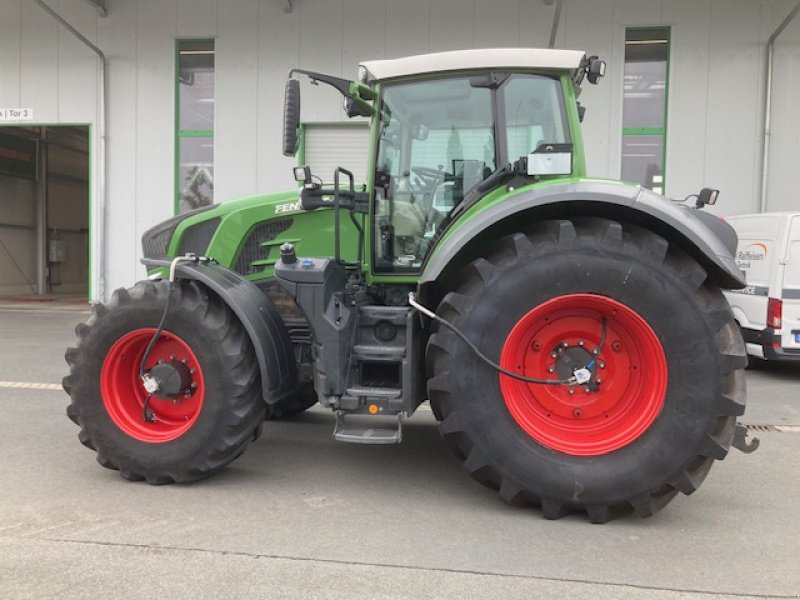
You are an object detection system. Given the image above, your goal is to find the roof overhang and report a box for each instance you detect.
[82,0,107,16]
[360,48,586,83]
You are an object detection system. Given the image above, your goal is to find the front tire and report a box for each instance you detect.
[63,281,264,484]
[426,218,747,522]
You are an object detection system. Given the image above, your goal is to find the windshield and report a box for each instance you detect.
[373,74,567,273]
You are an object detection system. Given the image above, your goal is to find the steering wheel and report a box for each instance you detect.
[408,166,446,195]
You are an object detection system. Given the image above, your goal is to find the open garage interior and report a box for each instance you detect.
[0,125,89,299]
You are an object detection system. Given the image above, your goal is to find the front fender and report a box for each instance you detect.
[142,258,297,405]
[420,180,745,289]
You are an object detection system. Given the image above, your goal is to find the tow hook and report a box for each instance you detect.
[732,423,760,454]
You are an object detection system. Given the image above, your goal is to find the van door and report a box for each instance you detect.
[782,215,800,351]
[727,215,778,333]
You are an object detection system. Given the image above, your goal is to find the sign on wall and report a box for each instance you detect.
[0,108,34,121]
[0,131,37,180]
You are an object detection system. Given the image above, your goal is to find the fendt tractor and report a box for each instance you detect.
[64,48,750,523]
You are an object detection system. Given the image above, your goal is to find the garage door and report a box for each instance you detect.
[302,123,370,184]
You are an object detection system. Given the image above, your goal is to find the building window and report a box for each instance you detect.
[176,40,215,214]
[621,27,670,194]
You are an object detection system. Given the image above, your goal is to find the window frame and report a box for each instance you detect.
[621,26,671,194]
[369,72,569,276]
[175,38,215,215]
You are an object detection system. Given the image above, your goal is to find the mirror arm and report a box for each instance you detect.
[289,69,352,96]
[288,69,375,117]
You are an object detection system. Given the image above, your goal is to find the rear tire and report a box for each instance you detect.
[426,218,747,522]
[64,280,264,484]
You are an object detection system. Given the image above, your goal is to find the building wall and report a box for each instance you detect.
[0,0,798,300]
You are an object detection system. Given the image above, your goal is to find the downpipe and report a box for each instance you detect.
[759,1,800,213]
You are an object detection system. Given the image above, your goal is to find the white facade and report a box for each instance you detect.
[0,0,799,300]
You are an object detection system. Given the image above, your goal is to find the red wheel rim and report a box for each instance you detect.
[499,294,667,456]
[100,328,205,443]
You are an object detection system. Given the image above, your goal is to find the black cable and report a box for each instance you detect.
[427,311,575,386]
[142,394,155,423]
[138,283,174,422]
[584,318,607,371]
[138,283,173,380]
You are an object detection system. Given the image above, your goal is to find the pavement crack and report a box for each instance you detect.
[39,536,794,599]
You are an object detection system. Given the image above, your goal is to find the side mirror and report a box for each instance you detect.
[587,56,606,84]
[283,79,301,157]
[412,123,430,141]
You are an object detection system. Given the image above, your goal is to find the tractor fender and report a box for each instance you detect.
[144,259,298,405]
[420,180,745,289]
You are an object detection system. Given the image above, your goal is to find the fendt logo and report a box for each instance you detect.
[275,201,302,214]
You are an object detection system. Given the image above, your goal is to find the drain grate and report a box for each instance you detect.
[741,423,800,433]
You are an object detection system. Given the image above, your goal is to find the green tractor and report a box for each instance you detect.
[64,48,748,522]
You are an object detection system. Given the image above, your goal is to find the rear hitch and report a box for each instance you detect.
[732,422,760,454]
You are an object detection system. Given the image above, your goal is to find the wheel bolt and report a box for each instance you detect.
[599,362,605,369]
[191,382,198,389]
[572,407,583,417]
[596,377,602,384]
[190,368,196,375]
[170,355,175,360]
[547,367,555,374]
[584,387,591,393]
[182,358,188,364]
[551,352,557,359]
[579,340,585,347]
[611,341,623,352]
[569,388,575,395]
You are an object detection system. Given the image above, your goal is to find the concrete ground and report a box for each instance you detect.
[0,302,798,600]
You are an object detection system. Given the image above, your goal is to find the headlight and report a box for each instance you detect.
[141,205,216,259]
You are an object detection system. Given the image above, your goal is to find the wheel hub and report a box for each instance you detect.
[147,358,195,400]
[552,344,598,387]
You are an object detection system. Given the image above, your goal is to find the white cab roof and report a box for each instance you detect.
[360,48,586,83]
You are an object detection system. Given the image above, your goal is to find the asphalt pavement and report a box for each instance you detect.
[0,302,798,600]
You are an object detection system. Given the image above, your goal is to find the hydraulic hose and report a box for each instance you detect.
[408,293,579,386]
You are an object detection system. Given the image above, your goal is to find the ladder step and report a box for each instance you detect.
[334,427,402,444]
[333,411,403,444]
[353,344,405,361]
[346,386,402,399]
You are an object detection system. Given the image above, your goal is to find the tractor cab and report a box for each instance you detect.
[282,48,606,275]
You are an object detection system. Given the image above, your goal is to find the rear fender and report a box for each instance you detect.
[143,259,297,405]
[420,181,745,291]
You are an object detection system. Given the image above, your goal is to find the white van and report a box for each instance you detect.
[723,212,800,361]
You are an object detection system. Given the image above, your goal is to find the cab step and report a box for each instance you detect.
[345,385,402,400]
[333,411,403,444]
[352,344,406,361]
